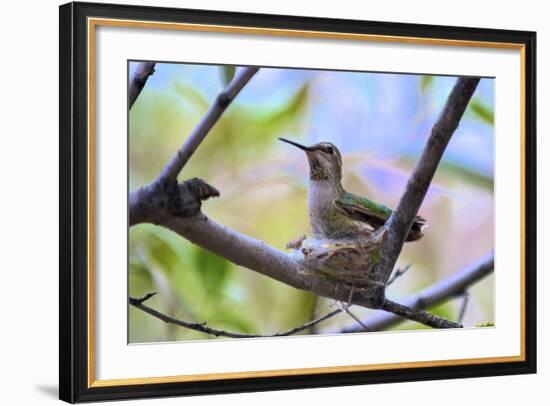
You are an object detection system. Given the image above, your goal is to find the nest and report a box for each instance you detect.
[287,229,388,293]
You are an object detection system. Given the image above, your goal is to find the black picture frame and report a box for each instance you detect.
[59,1,537,403]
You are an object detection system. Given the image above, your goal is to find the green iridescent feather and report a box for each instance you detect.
[335,192,426,241]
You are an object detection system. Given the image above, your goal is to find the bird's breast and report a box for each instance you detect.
[308,182,354,238]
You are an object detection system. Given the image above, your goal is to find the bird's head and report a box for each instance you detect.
[279,138,343,183]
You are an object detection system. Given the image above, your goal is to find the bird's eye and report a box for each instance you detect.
[326,146,334,154]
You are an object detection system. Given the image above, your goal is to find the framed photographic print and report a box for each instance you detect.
[59,1,537,403]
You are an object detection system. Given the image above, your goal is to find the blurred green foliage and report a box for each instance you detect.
[468,98,495,125]
[476,322,495,327]
[221,65,236,85]
[129,65,495,343]
[420,75,434,92]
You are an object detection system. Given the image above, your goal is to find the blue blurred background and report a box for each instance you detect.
[129,62,494,343]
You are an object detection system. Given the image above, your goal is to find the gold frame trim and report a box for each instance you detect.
[87,17,527,388]
[88,19,96,388]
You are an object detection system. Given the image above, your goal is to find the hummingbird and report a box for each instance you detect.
[279,138,426,242]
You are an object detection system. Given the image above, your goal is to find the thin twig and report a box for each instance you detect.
[457,291,470,324]
[129,62,156,109]
[387,264,412,286]
[343,307,370,331]
[158,66,260,182]
[132,291,158,304]
[308,295,321,334]
[279,308,343,336]
[338,286,371,331]
[129,293,342,338]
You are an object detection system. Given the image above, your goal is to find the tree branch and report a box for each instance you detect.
[129,62,156,109]
[381,299,461,328]
[336,251,494,333]
[158,66,259,182]
[129,293,343,338]
[161,212,460,329]
[376,77,481,286]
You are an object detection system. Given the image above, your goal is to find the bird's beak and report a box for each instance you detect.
[278,137,313,152]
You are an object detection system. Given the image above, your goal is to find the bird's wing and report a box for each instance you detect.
[334,192,392,228]
[334,192,426,230]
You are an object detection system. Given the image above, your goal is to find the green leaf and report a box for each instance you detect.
[128,262,153,295]
[476,322,495,327]
[173,82,210,111]
[192,247,231,299]
[437,161,494,190]
[420,76,434,92]
[428,302,455,323]
[221,65,236,85]
[283,291,317,332]
[129,225,206,314]
[468,98,494,125]
[254,83,309,126]
[139,224,193,270]
[399,156,493,190]
[211,313,256,334]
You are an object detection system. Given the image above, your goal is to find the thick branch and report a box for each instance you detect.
[129,62,156,109]
[129,293,342,338]
[377,77,480,285]
[129,178,219,226]
[158,67,259,182]
[337,251,494,333]
[130,177,468,329]
[165,215,309,289]
[159,212,459,329]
